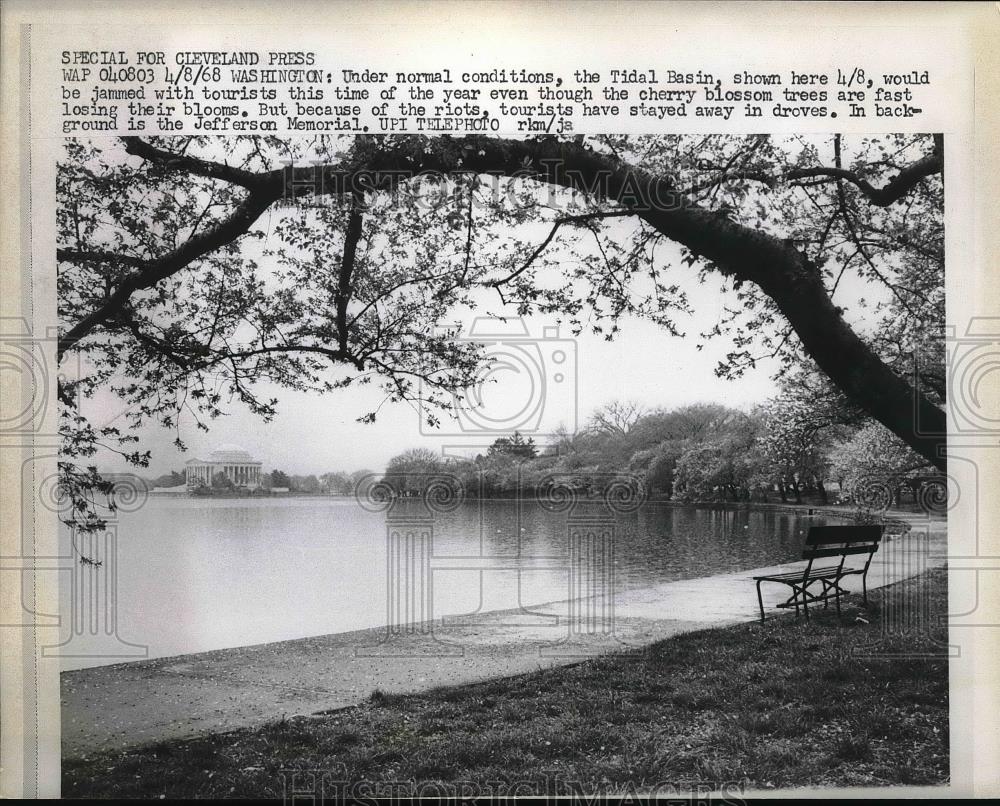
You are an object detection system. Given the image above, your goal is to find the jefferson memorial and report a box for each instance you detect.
[185,444,263,489]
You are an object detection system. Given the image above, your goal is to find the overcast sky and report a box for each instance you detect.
[87,266,784,477]
[76,135,889,479]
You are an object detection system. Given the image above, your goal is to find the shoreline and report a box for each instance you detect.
[138,491,934,531]
[61,515,946,759]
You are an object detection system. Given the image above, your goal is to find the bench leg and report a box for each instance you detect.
[756,580,765,624]
[785,582,803,617]
[862,572,868,606]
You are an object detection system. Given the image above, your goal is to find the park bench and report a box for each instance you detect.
[753,525,884,623]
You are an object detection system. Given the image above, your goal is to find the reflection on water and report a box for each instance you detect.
[56,497,829,670]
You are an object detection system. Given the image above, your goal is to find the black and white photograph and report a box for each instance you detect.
[52,130,951,797]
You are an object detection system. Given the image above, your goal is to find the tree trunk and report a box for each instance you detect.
[633,189,947,473]
[414,139,949,472]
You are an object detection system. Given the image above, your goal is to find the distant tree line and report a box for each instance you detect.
[148,365,942,509]
[380,367,942,509]
[146,467,373,495]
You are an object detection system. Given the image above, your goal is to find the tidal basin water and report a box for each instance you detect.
[56,496,833,670]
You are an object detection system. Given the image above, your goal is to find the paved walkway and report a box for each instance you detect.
[61,519,946,759]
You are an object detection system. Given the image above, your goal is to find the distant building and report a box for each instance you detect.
[185,444,263,489]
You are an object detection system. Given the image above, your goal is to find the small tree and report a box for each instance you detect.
[291,474,320,493]
[269,470,291,488]
[672,414,761,502]
[383,448,443,496]
[644,447,683,497]
[487,431,538,460]
[829,422,934,508]
[587,400,648,437]
[349,469,375,497]
[320,471,352,495]
[152,470,185,488]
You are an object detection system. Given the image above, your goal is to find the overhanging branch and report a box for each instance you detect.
[787,147,942,207]
[58,185,280,359]
[121,137,265,190]
[58,134,947,470]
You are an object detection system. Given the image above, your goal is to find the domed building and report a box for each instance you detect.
[185,444,263,489]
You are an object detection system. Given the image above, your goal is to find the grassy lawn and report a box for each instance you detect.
[64,568,949,798]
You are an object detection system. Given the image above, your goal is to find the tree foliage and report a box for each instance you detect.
[268,469,291,488]
[57,133,945,532]
[378,395,938,506]
[487,431,538,459]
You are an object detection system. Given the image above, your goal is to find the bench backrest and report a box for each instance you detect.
[802,525,884,562]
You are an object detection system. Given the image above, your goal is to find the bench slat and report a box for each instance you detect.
[754,565,849,581]
[804,544,879,559]
[806,525,883,545]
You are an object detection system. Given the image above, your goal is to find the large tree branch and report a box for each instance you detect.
[786,143,942,207]
[335,194,364,354]
[433,138,946,470]
[216,344,357,366]
[104,313,363,373]
[492,209,634,288]
[60,134,947,470]
[120,137,265,190]
[58,185,280,359]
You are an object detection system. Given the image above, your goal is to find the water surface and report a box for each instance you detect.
[56,496,830,670]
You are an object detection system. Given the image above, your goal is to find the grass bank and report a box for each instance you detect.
[64,568,948,798]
